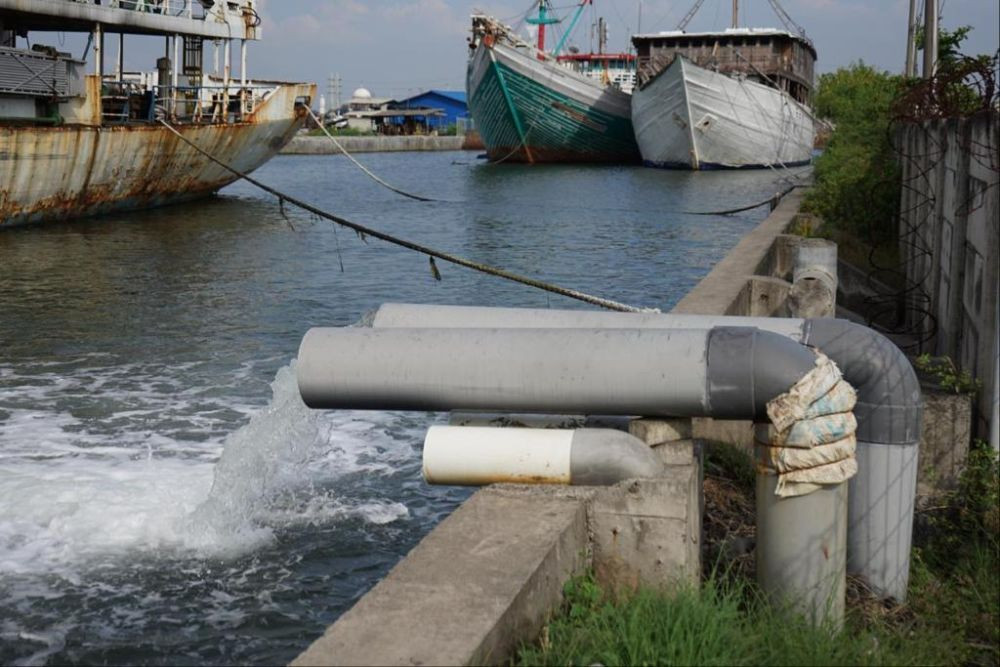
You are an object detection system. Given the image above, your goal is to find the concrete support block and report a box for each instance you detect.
[770,234,803,280]
[788,239,838,319]
[292,492,589,666]
[747,276,792,317]
[590,466,701,596]
[628,417,692,445]
[918,390,972,496]
[691,417,754,450]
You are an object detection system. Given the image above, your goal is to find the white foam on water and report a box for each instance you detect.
[0,359,414,578]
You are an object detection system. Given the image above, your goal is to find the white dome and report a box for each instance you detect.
[352,87,372,99]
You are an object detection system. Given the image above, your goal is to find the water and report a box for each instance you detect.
[0,151,805,665]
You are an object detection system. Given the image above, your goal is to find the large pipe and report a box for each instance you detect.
[362,303,923,601]
[298,326,816,419]
[423,426,664,486]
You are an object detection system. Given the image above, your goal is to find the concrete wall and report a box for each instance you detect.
[293,425,701,666]
[281,135,468,155]
[898,112,1000,441]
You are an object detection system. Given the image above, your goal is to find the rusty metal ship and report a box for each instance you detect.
[0,0,315,227]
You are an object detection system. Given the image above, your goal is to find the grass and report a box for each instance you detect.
[516,441,1000,667]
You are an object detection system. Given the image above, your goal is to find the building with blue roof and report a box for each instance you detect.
[387,90,469,133]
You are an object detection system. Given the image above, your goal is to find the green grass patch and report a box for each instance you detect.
[517,442,999,667]
[517,572,961,666]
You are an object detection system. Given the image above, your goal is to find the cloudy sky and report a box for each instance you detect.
[244,0,998,101]
[42,1,995,101]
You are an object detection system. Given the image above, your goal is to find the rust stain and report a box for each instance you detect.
[1,82,315,227]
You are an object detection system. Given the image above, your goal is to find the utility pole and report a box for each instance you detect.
[327,73,342,112]
[923,0,938,78]
[904,0,917,76]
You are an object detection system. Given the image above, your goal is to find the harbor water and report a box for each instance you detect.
[0,151,806,665]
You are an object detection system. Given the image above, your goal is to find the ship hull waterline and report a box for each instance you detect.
[466,39,640,165]
[631,56,813,170]
[0,83,314,228]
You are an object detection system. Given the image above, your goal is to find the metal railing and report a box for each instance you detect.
[100,81,276,125]
[66,0,255,21]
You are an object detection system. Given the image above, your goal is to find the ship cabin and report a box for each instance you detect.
[631,28,816,105]
[556,53,637,94]
[0,0,297,128]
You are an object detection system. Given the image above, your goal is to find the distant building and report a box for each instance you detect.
[386,90,469,133]
[345,87,395,131]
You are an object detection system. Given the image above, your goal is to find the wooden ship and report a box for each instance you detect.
[466,1,639,164]
[630,0,816,169]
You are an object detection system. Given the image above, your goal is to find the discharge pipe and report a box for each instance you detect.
[361,303,923,602]
[423,426,664,486]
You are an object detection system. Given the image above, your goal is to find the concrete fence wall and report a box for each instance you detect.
[898,112,999,441]
[281,135,468,155]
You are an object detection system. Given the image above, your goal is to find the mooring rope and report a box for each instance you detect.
[685,184,803,216]
[303,106,439,203]
[159,119,657,313]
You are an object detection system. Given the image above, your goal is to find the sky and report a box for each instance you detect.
[32,0,1000,102]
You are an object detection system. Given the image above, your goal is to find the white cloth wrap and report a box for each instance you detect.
[758,351,859,498]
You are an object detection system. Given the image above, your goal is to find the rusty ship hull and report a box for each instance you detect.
[0,81,314,228]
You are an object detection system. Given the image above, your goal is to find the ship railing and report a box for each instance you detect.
[68,0,209,19]
[101,82,277,125]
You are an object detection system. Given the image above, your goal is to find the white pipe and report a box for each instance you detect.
[172,34,180,117]
[424,425,665,486]
[223,39,230,121]
[240,39,247,116]
[424,426,572,486]
[94,23,103,79]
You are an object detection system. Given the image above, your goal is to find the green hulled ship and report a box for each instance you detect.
[466,5,640,164]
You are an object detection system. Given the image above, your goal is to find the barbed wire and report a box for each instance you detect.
[863,51,999,351]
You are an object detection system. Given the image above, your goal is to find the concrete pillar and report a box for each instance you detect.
[788,238,837,318]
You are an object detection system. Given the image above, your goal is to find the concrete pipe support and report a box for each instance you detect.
[362,303,923,602]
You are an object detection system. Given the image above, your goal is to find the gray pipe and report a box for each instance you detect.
[572,428,667,485]
[363,303,923,601]
[298,326,814,419]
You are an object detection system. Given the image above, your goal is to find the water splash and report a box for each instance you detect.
[183,361,322,556]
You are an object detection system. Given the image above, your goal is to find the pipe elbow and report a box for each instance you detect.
[569,429,665,485]
[706,327,818,419]
[803,319,922,444]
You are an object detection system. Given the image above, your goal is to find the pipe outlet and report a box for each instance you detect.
[422,425,663,486]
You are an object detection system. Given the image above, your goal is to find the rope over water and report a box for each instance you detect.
[158,119,658,313]
[303,107,440,203]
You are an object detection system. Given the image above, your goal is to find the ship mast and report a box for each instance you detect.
[526,0,559,54]
[732,0,739,28]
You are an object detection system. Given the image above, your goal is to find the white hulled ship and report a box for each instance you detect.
[630,1,815,169]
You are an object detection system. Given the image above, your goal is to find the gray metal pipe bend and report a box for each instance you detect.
[803,319,922,445]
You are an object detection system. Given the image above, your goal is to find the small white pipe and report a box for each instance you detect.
[423,425,572,486]
[94,23,103,79]
[172,34,180,117]
[223,39,231,121]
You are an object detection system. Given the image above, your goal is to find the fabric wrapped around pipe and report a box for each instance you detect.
[756,351,859,497]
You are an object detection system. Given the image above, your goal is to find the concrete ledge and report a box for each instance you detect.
[292,491,589,666]
[293,430,701,666]
[672,189,806,316]
[282,135,468,155]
